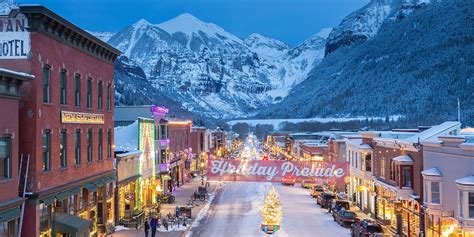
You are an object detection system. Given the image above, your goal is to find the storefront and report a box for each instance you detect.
[402,199,421,236]
[375,185,397,227]
[0,202,22,237]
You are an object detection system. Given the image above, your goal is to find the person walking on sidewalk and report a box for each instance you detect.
[144,218,150,237]
[150,216,157,237]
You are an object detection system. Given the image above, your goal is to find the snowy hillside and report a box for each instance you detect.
[325,0,435,55]
[88,31,115,42]
[107,14,331,119]
[263,0,474,126]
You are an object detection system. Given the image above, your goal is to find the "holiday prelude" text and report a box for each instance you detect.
[207,159,348,183]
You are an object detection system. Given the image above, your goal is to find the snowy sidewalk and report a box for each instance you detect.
[111,176,220,237]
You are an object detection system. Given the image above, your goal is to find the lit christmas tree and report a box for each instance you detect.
[260,186,283,226]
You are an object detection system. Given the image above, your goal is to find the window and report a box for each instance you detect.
[0,137,11,178]
[98,81,103,109]
[107,129,112,158]
[365,153,372,172]
[0,219,16,237]
[98,129,103,161]
[469,192,474,218]
[402,166,412,188]
[380,157,386,178]
[87,78,92,108]
[106,84,111,110]
[75,74,81,106]
[87,129,93,163]
[42,130,51,171]
[160,125,167,139]
[42,66,51,103]
[60,129,67,168]
[431,182,440,204]
[75,129,81,165]
[390,159,396,181]
[160,149,167,164]
[460,191,464,218]
[60,70,67,105]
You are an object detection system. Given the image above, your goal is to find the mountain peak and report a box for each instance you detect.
[157,13,241,43]
[132,18,151,28]
[313,28,332,39]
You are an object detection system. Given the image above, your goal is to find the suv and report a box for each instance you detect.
[333,210,359,227]
[317,192,336,208]
[350,219,384,237]
[310,185,325,198]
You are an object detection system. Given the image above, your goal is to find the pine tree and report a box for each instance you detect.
[260,186,283,225]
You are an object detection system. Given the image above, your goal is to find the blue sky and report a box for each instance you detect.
[17,0,368,45]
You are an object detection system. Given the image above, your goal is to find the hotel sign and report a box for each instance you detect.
[61,111,104,124]
[0,13,30,59]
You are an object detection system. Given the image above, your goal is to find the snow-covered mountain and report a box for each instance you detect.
[0,0,17,15]
[88,31,115,42]
[325,0,435,55]
[106,14,331,119]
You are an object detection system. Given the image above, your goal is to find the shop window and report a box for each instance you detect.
[0,137,11,179]
[75,129,81,165]
[39,203,52,231]
[60,70,67,105]
[60,129,67,168]
[0,219,17,237]
[68,195,76,215]
[87,129,93,163]
[86,78,92,108]
[431,182,441,204]
[75,74,81,106]
[42,130,51,171]
[98,81,103,109]
[42,65,51,103]
[89,191,97,206]
[78,191,85,211]
[98,129,103,161]
[402,166,412,188]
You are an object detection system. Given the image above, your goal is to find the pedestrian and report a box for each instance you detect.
[175,206,180,218]
[201,176,204,186]
[144,218,150,237]
[150,216,157,237]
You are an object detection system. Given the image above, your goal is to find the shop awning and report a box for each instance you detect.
[393,155,413,165]
[162,175,172,181]
[40,196,55,205]
[71,187,81,195]
[55,190,73,201]
[53,213,90,234]
[84,183,98,192]
[0,208,20,222]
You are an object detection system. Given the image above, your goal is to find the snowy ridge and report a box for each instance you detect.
[0,0,17,15]
[88,31,115,42]
[108,14,333,119]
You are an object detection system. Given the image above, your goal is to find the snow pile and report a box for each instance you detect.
[157,224,187,232]
[114,225,130,231]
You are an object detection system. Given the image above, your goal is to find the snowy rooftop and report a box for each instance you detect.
[421,167,442,177]
[404,121,460,143]
[114,105,153,123]
[114,120,138,152]
[455,176,474,186]
[393,155,413,164]
[0,68,35,80]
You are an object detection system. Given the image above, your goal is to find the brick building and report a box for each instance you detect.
[0,69,34,237]
[190,126,208,175]
[0,5,120,237]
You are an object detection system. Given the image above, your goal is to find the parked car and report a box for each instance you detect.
[310,185,325,198]
[350,219,384,237]
[281,175,296,186]
[301,181,313,189]
[333,210,359,227]
[330,200,351,215]
[317,192,336,208]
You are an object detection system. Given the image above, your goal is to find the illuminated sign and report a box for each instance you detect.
[207,159,349,184]
[61,111,104,124]
[0,13,30,59]
[150,105,169,115]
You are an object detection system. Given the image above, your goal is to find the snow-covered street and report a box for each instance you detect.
[188,182,350,237]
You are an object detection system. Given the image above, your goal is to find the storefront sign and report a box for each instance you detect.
[61,111,104,124]
[150,105,169,115]
[0,13,30,59]
[207,159,349,184]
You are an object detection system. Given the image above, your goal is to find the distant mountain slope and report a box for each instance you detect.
[262,0,474,125]
[107,14,331,119]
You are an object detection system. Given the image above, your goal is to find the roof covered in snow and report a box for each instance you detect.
[421,167,442,177]
[393,155,413,164]
[114,120,138,152]
[455,176,474,186]
[0,68,35,80]
[404,121,461,143]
